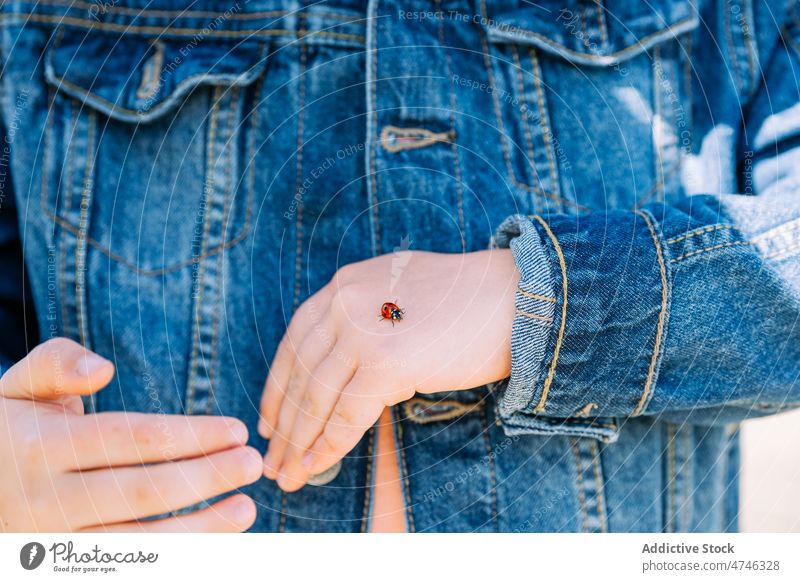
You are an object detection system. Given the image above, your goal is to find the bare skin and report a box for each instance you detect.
[0,338,262,532]
[258,249,519,510]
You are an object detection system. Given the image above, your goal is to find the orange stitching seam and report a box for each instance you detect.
[360,426,375,533]
[518,288,556,302]
[185,86,222,415]
[590,439,608,533]
[516,309,554,323]
[532,215,567,413]
[666,224,735,245]
[0,13,365,42]
[672,240,749,262]
[570,438,590,533]
[206,85,240,415]
[530,47,562,204]
[477,15,588,212]
[632,210,668,416]
[74,109,96,348]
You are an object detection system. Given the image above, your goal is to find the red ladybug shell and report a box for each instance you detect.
[381,302,402,320]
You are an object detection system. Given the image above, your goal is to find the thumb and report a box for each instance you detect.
[0,338,114,400]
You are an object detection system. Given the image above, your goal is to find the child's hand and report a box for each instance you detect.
[258,249,520,491]
[0,338,262,532]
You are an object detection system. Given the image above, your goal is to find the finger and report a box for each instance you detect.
[79,494,257,533]
[65,446,262,528]
[276,355,356,491]
[63,413,249,470]
[0,338,114,401]
[258,334,293,440]
[263,327,331,479]
[259,290,331,438]
[303,373,385,477]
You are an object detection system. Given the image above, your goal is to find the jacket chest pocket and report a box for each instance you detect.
[480,0,698,213]
[41,29,269,275]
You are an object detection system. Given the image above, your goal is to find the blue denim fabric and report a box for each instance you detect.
[1,0,799,532]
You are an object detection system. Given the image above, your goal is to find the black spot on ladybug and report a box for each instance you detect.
[380,302,404,326]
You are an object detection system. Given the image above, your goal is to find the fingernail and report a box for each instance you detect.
[277,472,292,491]
[234,498,253,524]
[257,419,272,439]
[301,452,313,469]
[75,353,111,377]
[263,456,277,479]
[226,419,248,443]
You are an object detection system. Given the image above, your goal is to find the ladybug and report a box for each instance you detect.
[380,302,404,326]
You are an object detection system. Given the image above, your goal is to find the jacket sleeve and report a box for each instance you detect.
[0,55,37,375]
[493,18,800,441]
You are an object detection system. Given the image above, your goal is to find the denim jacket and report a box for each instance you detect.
[1,0,799,532]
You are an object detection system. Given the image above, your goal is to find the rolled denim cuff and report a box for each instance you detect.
[493,214,556,410]
[492,214,621,444]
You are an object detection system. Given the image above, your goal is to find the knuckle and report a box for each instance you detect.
[330,340,357,368]
[17,425,48,462]
[333,262,358,285]
[315,431,337,455]
[296,296,323,326]
[331,283,362,319]
[130,480,156,506]
[129,418,158,450]
[282,327,304,357]
[291,302,313,330]
[330,405,355,427]
[300,390,320,419]
[308,321,334,356]
[78,418,119,456]
[27,493,55,527]
[315,430,347,462]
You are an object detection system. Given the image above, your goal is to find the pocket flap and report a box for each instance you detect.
[45,30,268,123]
[483,0,698,66]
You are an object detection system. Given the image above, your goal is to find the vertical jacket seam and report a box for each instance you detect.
[511,45,544,194]
[590,439,608,533]
[206,85,240,415]
[652,43,666,203]
[595,0,609,49]
[742,0,759,93]
[476,13,588,212]
[367,1,381,254]
[434,0,466,251]
[292,19,307,311]
[529,47,561,205]
[479,405,499,531]
[632,210,668,416]
[683,31,694,142]
[75,108,96,349]
[278,491,288,532]
[724,0,744,94]
[665,423,677,533]
[570,437,590,532]
[58,97,73,337]
[681,426,693,531]
[185,86,222,415]
[359,425,375,533]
